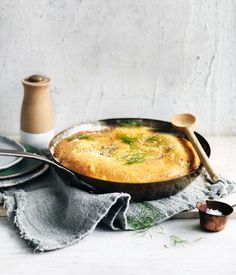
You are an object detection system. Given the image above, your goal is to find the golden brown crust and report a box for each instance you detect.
[53,127,200,183]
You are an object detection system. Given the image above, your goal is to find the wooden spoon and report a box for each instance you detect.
[171,113,219,182]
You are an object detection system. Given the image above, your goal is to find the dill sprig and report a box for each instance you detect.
[125,152,146,164]
[146,135,160,142]
[146,134,169,145]
[169,235,190,247]
[119,134,138,145]
[127,203,165,229]
[119,120,144,127]
[67,134,92,141]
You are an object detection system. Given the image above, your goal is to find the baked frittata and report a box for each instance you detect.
[53,126,200,183]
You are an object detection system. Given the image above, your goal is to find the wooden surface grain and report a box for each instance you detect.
[0,136,236,274]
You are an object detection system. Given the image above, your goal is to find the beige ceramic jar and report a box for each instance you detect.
[20,75,55,149]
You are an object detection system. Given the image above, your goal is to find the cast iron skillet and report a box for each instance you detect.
[49,118,211,202]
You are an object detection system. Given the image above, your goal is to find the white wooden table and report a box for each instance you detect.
[0,137,236,275]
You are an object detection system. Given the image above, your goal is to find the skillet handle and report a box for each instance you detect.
[0,149,97,193]
[0,148,70,172]
[184,128,220,182]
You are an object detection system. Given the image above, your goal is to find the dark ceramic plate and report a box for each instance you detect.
[0,162,49,188]
[49,118,211,202]
[0,144,44,179]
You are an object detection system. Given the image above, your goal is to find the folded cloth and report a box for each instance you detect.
[0,168,235,252]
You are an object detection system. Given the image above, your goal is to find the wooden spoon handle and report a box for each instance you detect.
[185,128,219,182]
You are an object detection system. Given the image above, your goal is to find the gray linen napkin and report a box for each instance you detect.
[0,168,235,252]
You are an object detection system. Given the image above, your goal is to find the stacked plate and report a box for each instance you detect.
[0,136,49,188]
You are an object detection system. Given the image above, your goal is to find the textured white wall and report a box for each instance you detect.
[0,0,235,136]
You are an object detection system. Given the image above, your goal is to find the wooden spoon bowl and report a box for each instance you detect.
[171,113,219,182]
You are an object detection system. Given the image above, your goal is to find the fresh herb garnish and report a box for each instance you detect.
[77,134,91,140]
[146,135,160,142]
[119,120,144,127]
[119,134,138,145]
[146,135,170,147]
[169,235,189,247]
[67,134,92,141]
[125,152,146,164]
[127,203,165,229]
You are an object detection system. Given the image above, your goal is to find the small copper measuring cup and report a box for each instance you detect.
[196,200,234,232]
